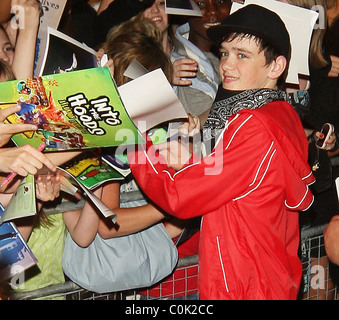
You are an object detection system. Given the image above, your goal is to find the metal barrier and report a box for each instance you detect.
[7,226,339,300]
[300,224,338,300]
[10,254,199,300]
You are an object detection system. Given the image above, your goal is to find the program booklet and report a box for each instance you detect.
[61,150,124,190]
[56,167,117,223]
[0,67,144,151]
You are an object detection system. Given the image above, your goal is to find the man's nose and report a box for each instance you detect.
[221,56,234,70]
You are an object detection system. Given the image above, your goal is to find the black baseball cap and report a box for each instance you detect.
[207,4,291,60]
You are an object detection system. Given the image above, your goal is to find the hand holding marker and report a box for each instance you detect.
[0,143,46,188]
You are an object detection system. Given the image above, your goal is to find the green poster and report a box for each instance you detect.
[0,67,144,151]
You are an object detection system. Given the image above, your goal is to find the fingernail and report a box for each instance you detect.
[320,134,324,139]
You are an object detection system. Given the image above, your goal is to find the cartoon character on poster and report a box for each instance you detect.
[6,77,87,149]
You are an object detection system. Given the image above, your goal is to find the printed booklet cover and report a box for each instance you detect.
[34,2,68,76]
[37,27,98,76]
[0,67,144,151]
[0,204,37,283]
[56,167,117,223]
[61,151,124,190]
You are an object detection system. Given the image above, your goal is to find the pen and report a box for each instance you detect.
[0,143,46,188]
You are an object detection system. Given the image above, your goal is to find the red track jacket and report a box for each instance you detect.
[129,101,315,300]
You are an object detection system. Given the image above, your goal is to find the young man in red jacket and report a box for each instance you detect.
[129,4,315,300]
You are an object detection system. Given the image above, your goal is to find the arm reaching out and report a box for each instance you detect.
[63,180,167,246]
[10,0,40,78]
[0,144,56,190]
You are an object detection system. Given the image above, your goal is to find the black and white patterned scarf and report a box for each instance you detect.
[203,87,289,139]
[201,86,303,152]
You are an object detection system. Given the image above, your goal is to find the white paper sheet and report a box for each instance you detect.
[165,0,202,17]
[118,69,188,132]
[123,59,149,80]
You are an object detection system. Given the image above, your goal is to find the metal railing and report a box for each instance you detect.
[7,225,339,300]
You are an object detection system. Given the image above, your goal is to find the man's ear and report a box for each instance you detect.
[268,55,287,80]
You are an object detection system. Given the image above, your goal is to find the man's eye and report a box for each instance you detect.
[220,52,228,57]
[238,54,247,59]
